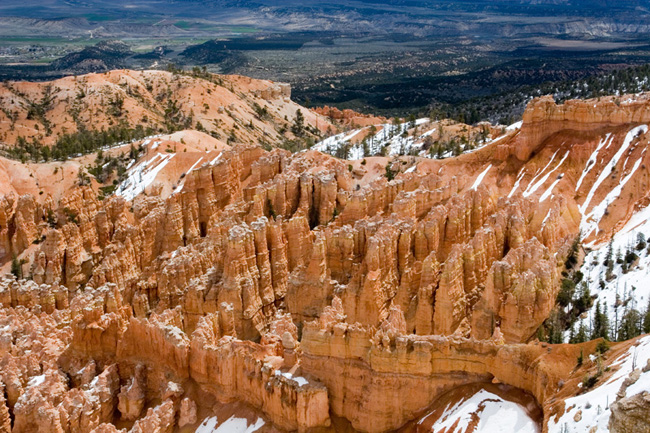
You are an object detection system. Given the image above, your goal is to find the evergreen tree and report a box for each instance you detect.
[618,309,642,341]
[557,278,575,307]
[545,309,564,344]
[592,301,610,340]
[407,113,417,129]
[10,255,22,279]
[643,298,650,334]
[636,233,647,251]
[605,240,615,281]
[573,322,589,344]
[384,164,395,181]
[291,109,305,137]
[616,248,623,265]
[573,282,593,314]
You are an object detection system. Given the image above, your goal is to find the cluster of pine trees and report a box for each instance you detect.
[435,63,650,125]
[567,298,650,345]
[540,237,594,343]
[326,116,490,160]
[87,145,144,199]
[2,124,154,163]
[542,233,650,345]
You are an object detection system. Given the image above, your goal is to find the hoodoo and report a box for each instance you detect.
[1,71,650,433]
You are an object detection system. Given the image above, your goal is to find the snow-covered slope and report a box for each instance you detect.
[548,336,650,433]
[421,389,539,433]
[573,203,650,341]
[113,133,230,201]
[312,118,514,160]
[579,125,649,244]
[115,152,176,201]
[313,118,430,159]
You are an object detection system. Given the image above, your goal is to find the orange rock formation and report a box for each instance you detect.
[2,74,650,432]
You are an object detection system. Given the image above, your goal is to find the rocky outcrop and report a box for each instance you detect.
[5,89,650,432]
[300,309,580,433]
[312,106,385,127]
[510,94,650,160]
[189,317,331,431]
[0,135,575,431]
[178,398,197,427]
[117,364,146,421]
[255,82,291,101]
[609,365,650,433]
[610,391,650,433]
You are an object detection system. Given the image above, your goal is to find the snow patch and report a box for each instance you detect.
[196,416,265,433]
[581,152,647,243]
[187,157,204,173]
[427,389,538,433]
[115,153,175,201]
[275,370,309,386]
[28,375,45,388]
[539,174,563,202]
[580,125,647,216]
[523,151,569,198]
[508,169,526,198]
[210,152,223,166]
[471,165,492,191]
[576,134,612,192]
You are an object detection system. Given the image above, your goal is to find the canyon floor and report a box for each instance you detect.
[0,71,649,433]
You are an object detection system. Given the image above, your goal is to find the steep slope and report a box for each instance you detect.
[1,79,650,433]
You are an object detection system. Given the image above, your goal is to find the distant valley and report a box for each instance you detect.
[2,0,650,119]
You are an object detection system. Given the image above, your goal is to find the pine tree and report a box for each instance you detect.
[605,240,615,281]
[10,255,21,279]
[643,298,650,334]
[618,309,642,341]
[574,282,593,313]
[546,309,564,344]
[557,278,575,307]
[603,304,611,340]
[574,322,588,343]
[592,301,610,340]
[384,165,395,181]
[291,109,305,137]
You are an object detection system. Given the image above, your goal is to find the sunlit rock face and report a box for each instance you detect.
[2,73,650,432]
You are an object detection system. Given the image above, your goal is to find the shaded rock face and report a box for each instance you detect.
[610,391,650,433]
[2,91,650,433]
